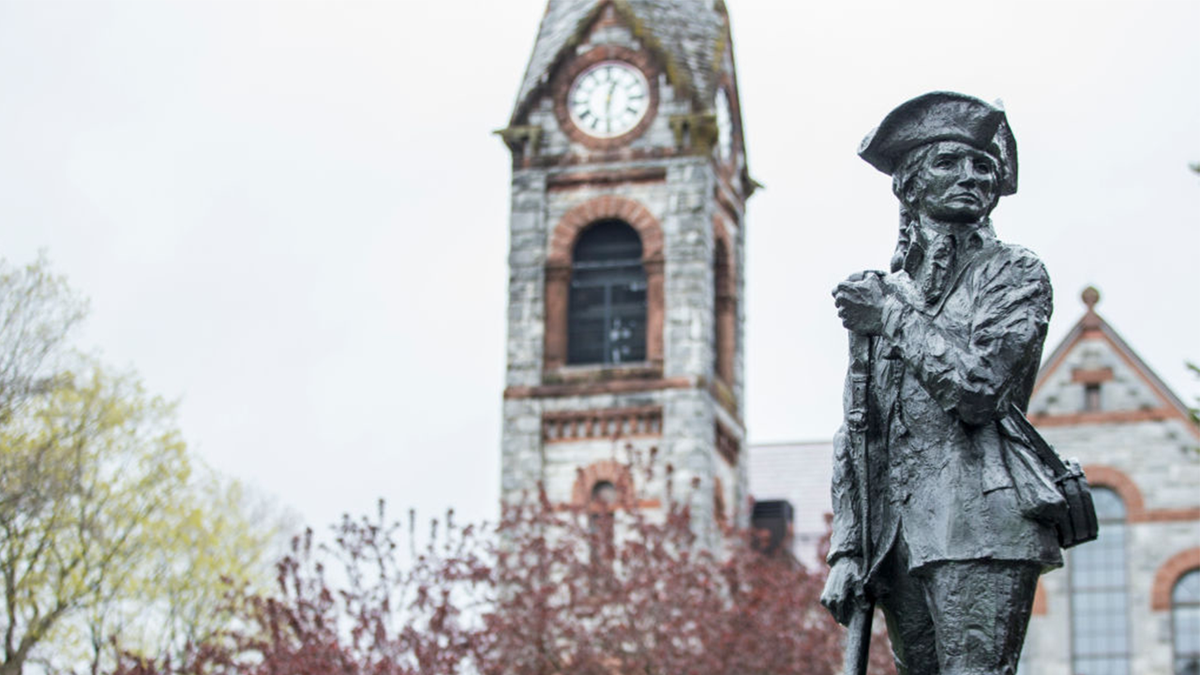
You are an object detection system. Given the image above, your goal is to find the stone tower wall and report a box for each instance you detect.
[500,2,749,544]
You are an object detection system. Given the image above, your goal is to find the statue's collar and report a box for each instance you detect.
[914,216,995,253]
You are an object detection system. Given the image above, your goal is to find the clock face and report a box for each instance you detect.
[715,88,733,161]
[568,61,650,139]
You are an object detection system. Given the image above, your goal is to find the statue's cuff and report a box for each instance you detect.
[827,549,862,567]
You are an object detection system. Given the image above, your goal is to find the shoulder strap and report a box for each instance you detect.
[1005,403,1069,479]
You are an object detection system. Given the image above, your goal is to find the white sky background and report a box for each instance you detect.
[2,0,1197,532]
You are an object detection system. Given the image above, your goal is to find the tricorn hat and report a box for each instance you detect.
[858,91,1018,195]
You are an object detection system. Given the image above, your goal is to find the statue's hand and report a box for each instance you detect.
[821,556,865,626]
[834,273,886,335]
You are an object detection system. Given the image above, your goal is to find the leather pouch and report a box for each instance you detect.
[1000,406,1099,549]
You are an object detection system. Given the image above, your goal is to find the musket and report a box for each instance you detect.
[843,329,875,675]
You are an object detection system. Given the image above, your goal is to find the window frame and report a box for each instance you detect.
[543,196,665,374]
[1068,486,1132,675]
[566,220,648,367]
[1173,568,1200,675]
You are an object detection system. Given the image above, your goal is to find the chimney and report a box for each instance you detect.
[750,499,794,555]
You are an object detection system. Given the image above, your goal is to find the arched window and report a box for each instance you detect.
[591,480,618,506]
[567,220,647,366]
[588,480,617,577]
[1174,569,1200,675]
[713,236,734,385]
[1070,487,1130,675]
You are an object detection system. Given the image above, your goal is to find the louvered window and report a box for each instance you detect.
[568,220,647,366]
[713,236,733,384]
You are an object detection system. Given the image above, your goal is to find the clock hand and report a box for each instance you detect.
[605,83,618,132]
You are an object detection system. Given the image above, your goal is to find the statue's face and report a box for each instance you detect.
[909,141,1000,223]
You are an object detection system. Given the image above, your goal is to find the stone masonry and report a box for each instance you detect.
[500,0,752,547]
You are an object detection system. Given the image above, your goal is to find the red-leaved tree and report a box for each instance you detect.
[111,464,894,675]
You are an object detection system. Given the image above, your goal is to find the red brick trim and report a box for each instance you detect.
[713,215,735,294]
[714,185,743,224]
[553,498,661,513]
[529,146,686,168]
[542,363,663,386]
[544,195,665,370]
[1029,407,1180,428]
[593,2,623,30]
[1083,465,1200,523]
[504,376,697,400]
[547,166,667,191]
[551,45,660,152]
[1032,579,1049,616]
[1082,465,1144,520]
[547,195,664,265]
[543,406,663,444]
[1072,367,1115,384]
[1138,507,1200,523]
[572,460,635,507]
[1151,548,1200,610]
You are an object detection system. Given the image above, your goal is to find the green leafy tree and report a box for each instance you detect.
[0,256,280,675]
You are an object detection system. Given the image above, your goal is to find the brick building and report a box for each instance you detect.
[1020,288,1200,675]
[498,0,753,545]
[750,289,1200,675]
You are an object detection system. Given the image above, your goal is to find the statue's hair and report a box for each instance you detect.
[891,144,936,209]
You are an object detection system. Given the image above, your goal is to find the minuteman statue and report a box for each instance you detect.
[822,92,1096,675]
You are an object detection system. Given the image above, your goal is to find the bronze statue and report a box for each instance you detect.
[821,92,1097,675]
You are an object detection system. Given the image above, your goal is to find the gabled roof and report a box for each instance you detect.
[510,0,729,124]
[1030,286,1199,438]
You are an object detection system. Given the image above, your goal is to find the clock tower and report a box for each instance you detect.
[498,0,752,544]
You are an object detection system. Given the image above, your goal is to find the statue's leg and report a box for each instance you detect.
[922,561,1040,675]
[877,537,940,675]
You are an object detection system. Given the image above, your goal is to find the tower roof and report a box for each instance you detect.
[1029,287,1199,438]
[511,0,729,124]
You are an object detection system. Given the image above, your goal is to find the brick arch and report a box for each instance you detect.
[1151,548,1200,610]
[1082,464,1146,521]
[547,195,664,266]
[544,195,665,369]
[712,216,736,296]
[572,460,635,508]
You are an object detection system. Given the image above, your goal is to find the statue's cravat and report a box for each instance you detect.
[903,225,957,308]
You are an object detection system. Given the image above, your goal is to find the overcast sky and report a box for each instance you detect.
[3,0,1197,531]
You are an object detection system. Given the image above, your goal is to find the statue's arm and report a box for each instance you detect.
[823,425,866,626]
[882,248,1052,426]
[826,425,862,564]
